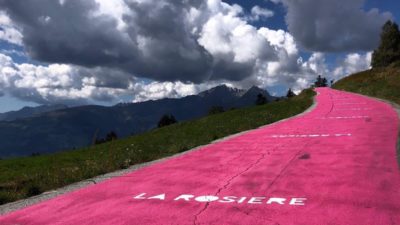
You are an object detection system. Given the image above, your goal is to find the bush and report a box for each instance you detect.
[255,93,267,105]
[208,106,225,115]
[95,131,118,145]
[26,185,42,197]
[30,152,41,157]
[157,114,177,128]
[314,75,328,87]
[286,88,296,98]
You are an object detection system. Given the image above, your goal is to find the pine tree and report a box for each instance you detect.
[322,77,327,87]
[286,88,296,98]
[106,131,118,142]
[157,114,177,128]
[208,106,225,115]
[314,75,328,87]
[255,93,267,105]
[372,20,400,67]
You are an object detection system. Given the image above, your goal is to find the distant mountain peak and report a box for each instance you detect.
[0,104,68,122]
[243,86,271,97]
[248,85,263,91]
[198,84,245,98]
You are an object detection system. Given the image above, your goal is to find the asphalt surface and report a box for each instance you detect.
[1,87,399,225]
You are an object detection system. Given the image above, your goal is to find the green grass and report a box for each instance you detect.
[333,65,400,166]
[0,89,315,205]
[333,66,400,105]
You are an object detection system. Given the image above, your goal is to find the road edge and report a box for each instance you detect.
[334,90,400,169]
[368,97,400,168]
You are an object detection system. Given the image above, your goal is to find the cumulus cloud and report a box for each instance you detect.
[0,10,22,45]
[0,52,216,104]
[0,0,281,84]
[249,6,274,21]
[280,0,392,52]
[0,53,134,104]
[267,0,282,4]
[0,0,378,104]
[333,52,372,80]
[131,81,208,103]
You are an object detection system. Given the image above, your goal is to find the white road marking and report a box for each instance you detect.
[269,133,351,138]
[335,108,371,111]
[320,116,370,119]
[335,103,367,105]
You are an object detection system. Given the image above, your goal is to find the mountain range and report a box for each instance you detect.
[0,85,276,158]
[0,104,68,122]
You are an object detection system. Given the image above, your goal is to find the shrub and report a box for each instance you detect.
[255,93,267,105]
[208,106,225,115]
[314,75,328,87]
[157,114,177,128]
[286,88,296,98]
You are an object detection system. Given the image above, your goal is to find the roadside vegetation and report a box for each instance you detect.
[333,66,400,105]
[0,89,315,205]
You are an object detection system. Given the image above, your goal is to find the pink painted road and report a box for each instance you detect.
[1,88,400,225]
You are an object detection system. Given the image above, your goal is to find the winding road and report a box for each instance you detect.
[1,88,400,225]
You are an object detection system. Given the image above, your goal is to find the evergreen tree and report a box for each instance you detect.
[286,88,296,98]
[94,131,118,145]
[372,20,400,67]
[157,114,177,128]
[208,106,225,115]
[255,93,267,105]
[322,77,328,86]
[105,131,118,142]
[314,75,328,87]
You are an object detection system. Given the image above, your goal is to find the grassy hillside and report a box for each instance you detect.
[0,89,314,205]
[333,65,400,166]
[333,66,400,105]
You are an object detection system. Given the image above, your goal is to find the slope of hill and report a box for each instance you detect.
[0,104,68,122]
[333,66,400,105]
[0,85,275,158]
[333,66,400,167]
[0,89,314,205]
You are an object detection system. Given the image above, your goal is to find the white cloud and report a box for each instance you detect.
[131,82,200,103]
[198,9,275,64]
[259,28,298,55]
[0,52,217,104]
[267,0,282,4]
[0,53,133,104]
[94,0,129,31]
[249,6,274,21]
[0,11,23,45]
[333,52,372,80]
[302,53,329,75]
[0,0,327,102]
[0,0,377,104]
[280,0,392,52]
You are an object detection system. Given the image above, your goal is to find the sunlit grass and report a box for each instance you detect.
[333,66,400,105]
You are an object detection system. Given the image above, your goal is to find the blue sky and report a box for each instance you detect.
[0,0,398,113]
